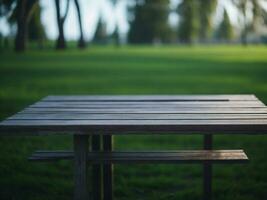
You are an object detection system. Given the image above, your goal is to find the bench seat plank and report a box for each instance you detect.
[28,150,248,164]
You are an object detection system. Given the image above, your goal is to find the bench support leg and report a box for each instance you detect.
[103,135,113,200]
[74,135,89,200]
[92,135,102,200]
[203,134,213,200]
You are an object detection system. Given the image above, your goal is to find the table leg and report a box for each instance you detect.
[103,135,113,200]
[92,135,102,200]
[203,134,213,200]
[74,135,89,200]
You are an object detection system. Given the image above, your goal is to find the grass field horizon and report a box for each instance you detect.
[0,45,267,200]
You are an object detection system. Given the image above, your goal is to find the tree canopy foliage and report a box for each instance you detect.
[1,0,267,52]
[0,0,15,16]
[232,0,266,45]
[128,0,172,44]
[199,0,217,41]
[177,0,199,44]
[216,9,234,41]
[28,2,46,42]
[93,18,108,44]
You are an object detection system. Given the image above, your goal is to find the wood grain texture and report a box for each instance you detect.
[92,135,102,200]
[103,135,113,200]
[1,95,267,135]
[30,101,265,108]
[8,113,267,120]
[28,150,248,164]
[42,95,259,101]
[203,135,213,200]
[73,135,89,200]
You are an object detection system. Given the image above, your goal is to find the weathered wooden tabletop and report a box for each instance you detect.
[0,95,263,200]
[1,95,267,134]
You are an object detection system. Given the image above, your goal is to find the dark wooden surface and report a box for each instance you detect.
[1,95,267,134]
[73,135,89,200]
[103,135,113,200]
[28,150,248,163]
[204,135,213,200]
[92,135,102,200]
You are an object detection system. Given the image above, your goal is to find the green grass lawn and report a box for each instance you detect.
[0,45,267,200]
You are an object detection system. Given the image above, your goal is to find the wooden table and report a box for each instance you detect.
[1,95,267,200]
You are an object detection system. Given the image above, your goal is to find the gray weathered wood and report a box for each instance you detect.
[8,113,267,120]
[0,95,260,200]
[30,101,265,108]
[43,95,259,101]
[2,122,267,135]
[73,135,89,200]
[103,135,113,200]
[1,95,267,135]
[5,119,267,125]
[92,135,102,200]
[32,100,263,104]
[204,135,213,200]
[28,150,248,163]
[23,107,267,113]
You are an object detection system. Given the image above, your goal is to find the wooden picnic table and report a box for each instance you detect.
[0,95,267,200]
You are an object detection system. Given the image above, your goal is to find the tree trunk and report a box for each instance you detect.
[241,3,248,46]
[241,29,248,46]
[55,0,67,49]
[15,0,27,52]
[74,0,86,49]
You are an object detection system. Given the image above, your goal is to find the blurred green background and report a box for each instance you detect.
[1,0,267,199]
[0,46,267,200]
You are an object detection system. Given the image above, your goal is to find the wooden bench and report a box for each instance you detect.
[1,94,266,200]
[29,150,248,164]
[29,148,248,200]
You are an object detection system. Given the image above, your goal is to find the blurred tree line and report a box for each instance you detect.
[0,0,86,52]
[0,0,267,52]
[128,0,174,44]
[0,0,45,51]
[129,0,267,45]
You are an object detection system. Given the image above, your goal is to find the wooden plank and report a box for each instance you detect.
[2,122,267,134]
[35,100,263,104]
[21,107,267,114]
[23,106,267,111]
[73,135,89,200]
[2,119,267,134]
[29,105,265,109]
[28,150,248,163]
[4,119,267,126]
[204,135,213,200]
[8,113,267,120]
[103,135,113,200]
[43,95,259,101]
[30,150,246,158]
[92,135,102,200]
[34,102,264,108]
[33,149,242,154]
[31,101,265,107]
